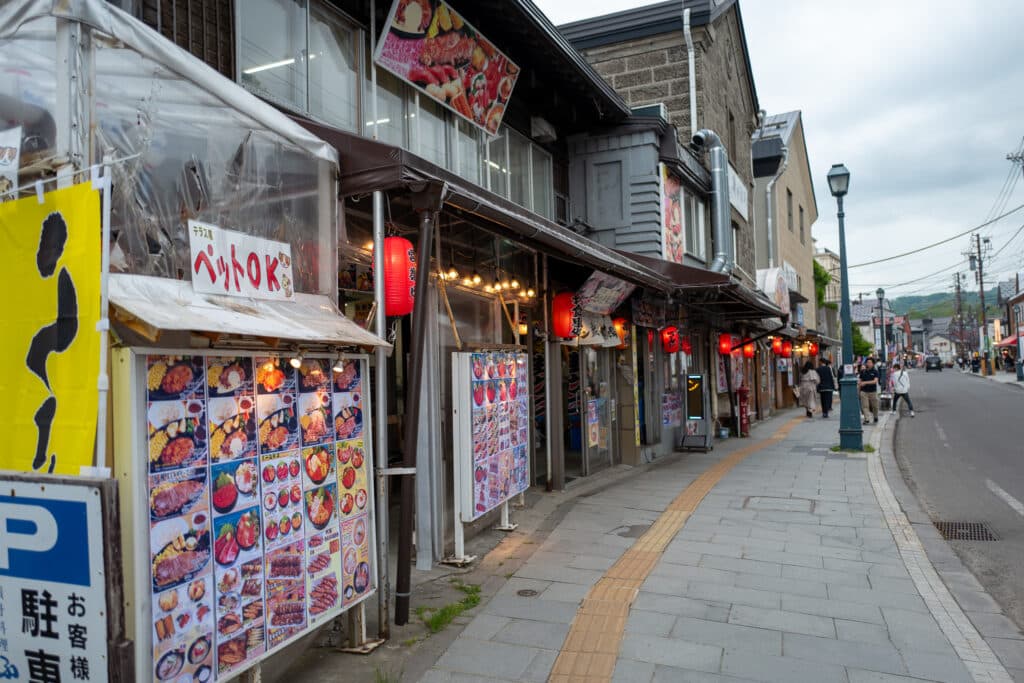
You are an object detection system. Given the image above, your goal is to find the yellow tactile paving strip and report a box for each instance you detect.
[548,417,804,683]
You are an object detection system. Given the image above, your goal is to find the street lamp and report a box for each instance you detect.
[827,163,863,450]
[876,287,887,392]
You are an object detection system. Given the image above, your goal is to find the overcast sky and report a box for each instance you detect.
[536,0,1024,298]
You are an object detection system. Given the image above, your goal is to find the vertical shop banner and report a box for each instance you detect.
[586,399,599,447]
[661,165,685,264]
[453,352,530,521]
[375,0,520,135]
[575,272,636,315]
[0,126,20,197]
[1,182,100,475]
[0,477,110,683]
[188,221,295,301]
[141,352,375,681]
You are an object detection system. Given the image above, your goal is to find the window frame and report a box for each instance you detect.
[786,188,793,232]
[799,205,805,244]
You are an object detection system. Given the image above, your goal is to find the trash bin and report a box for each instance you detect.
[1017,360,1024,382]
[879,393,892,412]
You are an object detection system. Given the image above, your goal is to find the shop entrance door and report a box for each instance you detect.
[582,346,616,475]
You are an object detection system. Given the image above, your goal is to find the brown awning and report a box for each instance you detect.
[616,251,730,288]
[294,116,673,294]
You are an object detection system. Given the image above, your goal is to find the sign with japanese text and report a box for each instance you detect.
[189,221,295,302]
[576,272,636,315]
[1,182,100,475]
[375,0,520,135]
[728,164,748,221]
[631,295,667,329]
[0,126,21,199]
[0,477,109,682]
[661,164,685,264]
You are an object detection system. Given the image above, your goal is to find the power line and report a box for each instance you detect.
[847,201,1024,269]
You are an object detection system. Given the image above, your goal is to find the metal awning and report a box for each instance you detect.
[110,274,390,348]
[294,116,673,294]
[616,251,729,288]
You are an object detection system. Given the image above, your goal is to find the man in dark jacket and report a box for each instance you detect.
[815,357,837,417]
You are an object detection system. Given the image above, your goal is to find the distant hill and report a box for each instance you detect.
[889,287,1001,320]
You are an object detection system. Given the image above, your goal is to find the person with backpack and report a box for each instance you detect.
[815,357,837,418]
[891,363,915,417]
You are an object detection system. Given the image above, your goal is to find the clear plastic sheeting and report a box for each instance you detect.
[110,274,391,348]
[0,15,59,170]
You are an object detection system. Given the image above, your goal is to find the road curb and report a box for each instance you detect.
[873,412,1019,681]
[962,371,1024,391]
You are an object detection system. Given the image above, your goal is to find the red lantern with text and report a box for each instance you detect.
[781,340,793,358]
[743,340,755,359]
[771,337,783,355]
[808,341,820,356]
[551,292,576,338]
[382,236,416,316]
[718,333,733,355]
[680,336,693,356]
[613,318,629,349]
[662,326,681,354]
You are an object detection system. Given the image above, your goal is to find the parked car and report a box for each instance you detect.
[925,355,942,371]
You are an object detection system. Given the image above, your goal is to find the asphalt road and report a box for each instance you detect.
[893,367,1024,630]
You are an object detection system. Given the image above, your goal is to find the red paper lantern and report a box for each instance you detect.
[771,337,783,355]
[781,340,793,358]
[647,329,654,348]
[613,318,629,349]
[380,236,416,317]
[551,292,576,338]
[718,333,733,355]
[661,326,681,354]
[808,341,820,356]
[680,336,693,356]
[743,339,755,358]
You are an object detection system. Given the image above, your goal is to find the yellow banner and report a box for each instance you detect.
[1,182,100,474]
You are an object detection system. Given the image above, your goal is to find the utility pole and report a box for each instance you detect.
[953,272,963,357]
[967,234,993,374]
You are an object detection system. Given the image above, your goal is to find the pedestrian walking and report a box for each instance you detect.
[858,357,880,424]
[815,357,837,418]
[891,363,915,417]
[799,359,820,418]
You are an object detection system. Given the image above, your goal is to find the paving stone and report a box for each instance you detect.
[491,619,568,650]
[721,651,848,683]
[700,554,783,577]
[899,648,973,683]
[496,577,552,598]
[835,618,892,646]
[642,572,690,596]
[483,596,581,624]
[727,604,835,638]
[781,564,872,588]
[965,611,1024,639]
[845,669,935,683]
[865,576,919,595]
[612,657,655,683]
[521,649,558,683]
[652,665,761,682]
[733,572,828,599]
[514,563,605,586]
[420,670,519,683]
[463,612,511,641]
[782,632,907,675]
[434,637,542,680]
[667,540,745,559]
[634,591,732,622]
[538,582,589,604]
[827,585,928,612]
[742,548,825,569]
[948,587,1004,614]
[989,637,1024,669]
[625,609,678,637]
[687,581,781,610]
[620,633,723,673]
[783,541,862,561]
[651,562,738,587]
[670,615,783,655]
[781,595,884,625]
[567,553,618,571]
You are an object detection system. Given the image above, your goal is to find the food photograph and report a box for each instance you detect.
[304,483,337,531]
[301,445,334,488]
[211,503,264,674]
[208,395,257,462]
[147,355,206,402]
[341,512,373,607]
[151,574,214,682]
[148,399,208,473]
[375,0,520,134]
[332,393,363,441]
[210,457,258,515]
[332,359,360,393]
[298,390,331,447]
[150,511,212,593]
[254,356,296,395]
[305,531,341,624]
[297,358,331,392]
[149,466,208,523]
[257,393,299,455]
[265,540,307,648]
[206,356,254,398]
[259,451,304,551]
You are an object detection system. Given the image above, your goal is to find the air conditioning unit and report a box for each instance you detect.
[531,117,557,143]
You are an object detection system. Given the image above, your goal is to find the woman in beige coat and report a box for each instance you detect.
[799,359,820,418]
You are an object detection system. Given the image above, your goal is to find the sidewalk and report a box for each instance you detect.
[966,368,1024,389]
[421,410,1023,683]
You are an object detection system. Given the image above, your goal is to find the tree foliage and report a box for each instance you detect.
[813,260,831,309]
[851,324,873,357]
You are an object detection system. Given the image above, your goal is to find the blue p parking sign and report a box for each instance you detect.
[0,496,90,587]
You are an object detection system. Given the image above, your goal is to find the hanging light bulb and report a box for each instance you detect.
[332,355,345,373]
[526,288,536,298]
[447,265,459,281]
[462,276,473,287]
[501,278,511,290]
[510,279,520,290]
[484,284,494,293]
[471,271,482,285]
[289,351,304,369]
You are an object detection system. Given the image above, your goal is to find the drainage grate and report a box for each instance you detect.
[517,589,538,597]
[934,521,999,541]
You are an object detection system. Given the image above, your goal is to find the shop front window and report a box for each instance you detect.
[531,147,554,219]
[364,65,407,146]
[239,0,308,112]
[508,128,531,207]
[685,193,706,260]
[487,129,509,199]
[412,94,448,167]
[308,3,360,132]
[454,119,483,185]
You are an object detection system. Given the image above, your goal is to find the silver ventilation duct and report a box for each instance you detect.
[693,128,733,273]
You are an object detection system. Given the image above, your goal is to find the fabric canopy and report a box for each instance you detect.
[110,274,390,348]
[995,334,1021,348]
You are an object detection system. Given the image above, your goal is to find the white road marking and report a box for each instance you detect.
[986,479,1024,518]
[868,414,1012,682]
[935,423,951,449]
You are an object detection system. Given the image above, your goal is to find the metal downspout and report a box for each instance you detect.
[683,6,697,137]
[765,145,789,268]
[372,190,390,637]
[693,129,731,274]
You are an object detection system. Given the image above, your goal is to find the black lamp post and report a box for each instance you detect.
[828,163,863,450]
[876,287,887,392]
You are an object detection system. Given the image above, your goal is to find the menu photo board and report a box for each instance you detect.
[452,352,531,522]
[137,351,376,682]
[375,0,520,135]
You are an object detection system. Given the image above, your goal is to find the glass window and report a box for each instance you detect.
[531,146,554,219]
[239,0,307,112]
[454,119,482,184]
[364,66,406,146]
[412,94,448,166]
[308,4,359,132]
[487,130,509,199]
[685,192,706,260]
[508,129,531,207]
[799,205,805,244]
[787,189,794,231]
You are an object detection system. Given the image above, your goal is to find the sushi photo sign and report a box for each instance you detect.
[121,350,377,682]
[451,351,530,523]
[374,0,520,135]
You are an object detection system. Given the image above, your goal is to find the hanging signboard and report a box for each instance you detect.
[188,221,295,301]
[0,125,20,198]
[452,352,530,522]
[375,0,521,135]
[661,392,682,427]
[576,272,636,315]
[661,164,685,264]
[1,181,100,475]
[133,351,375,682]
[631,295,667,329]
[0,476,113,683]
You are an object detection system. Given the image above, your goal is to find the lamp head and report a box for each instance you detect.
[827,163,850,197]
[876,287,884,300]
